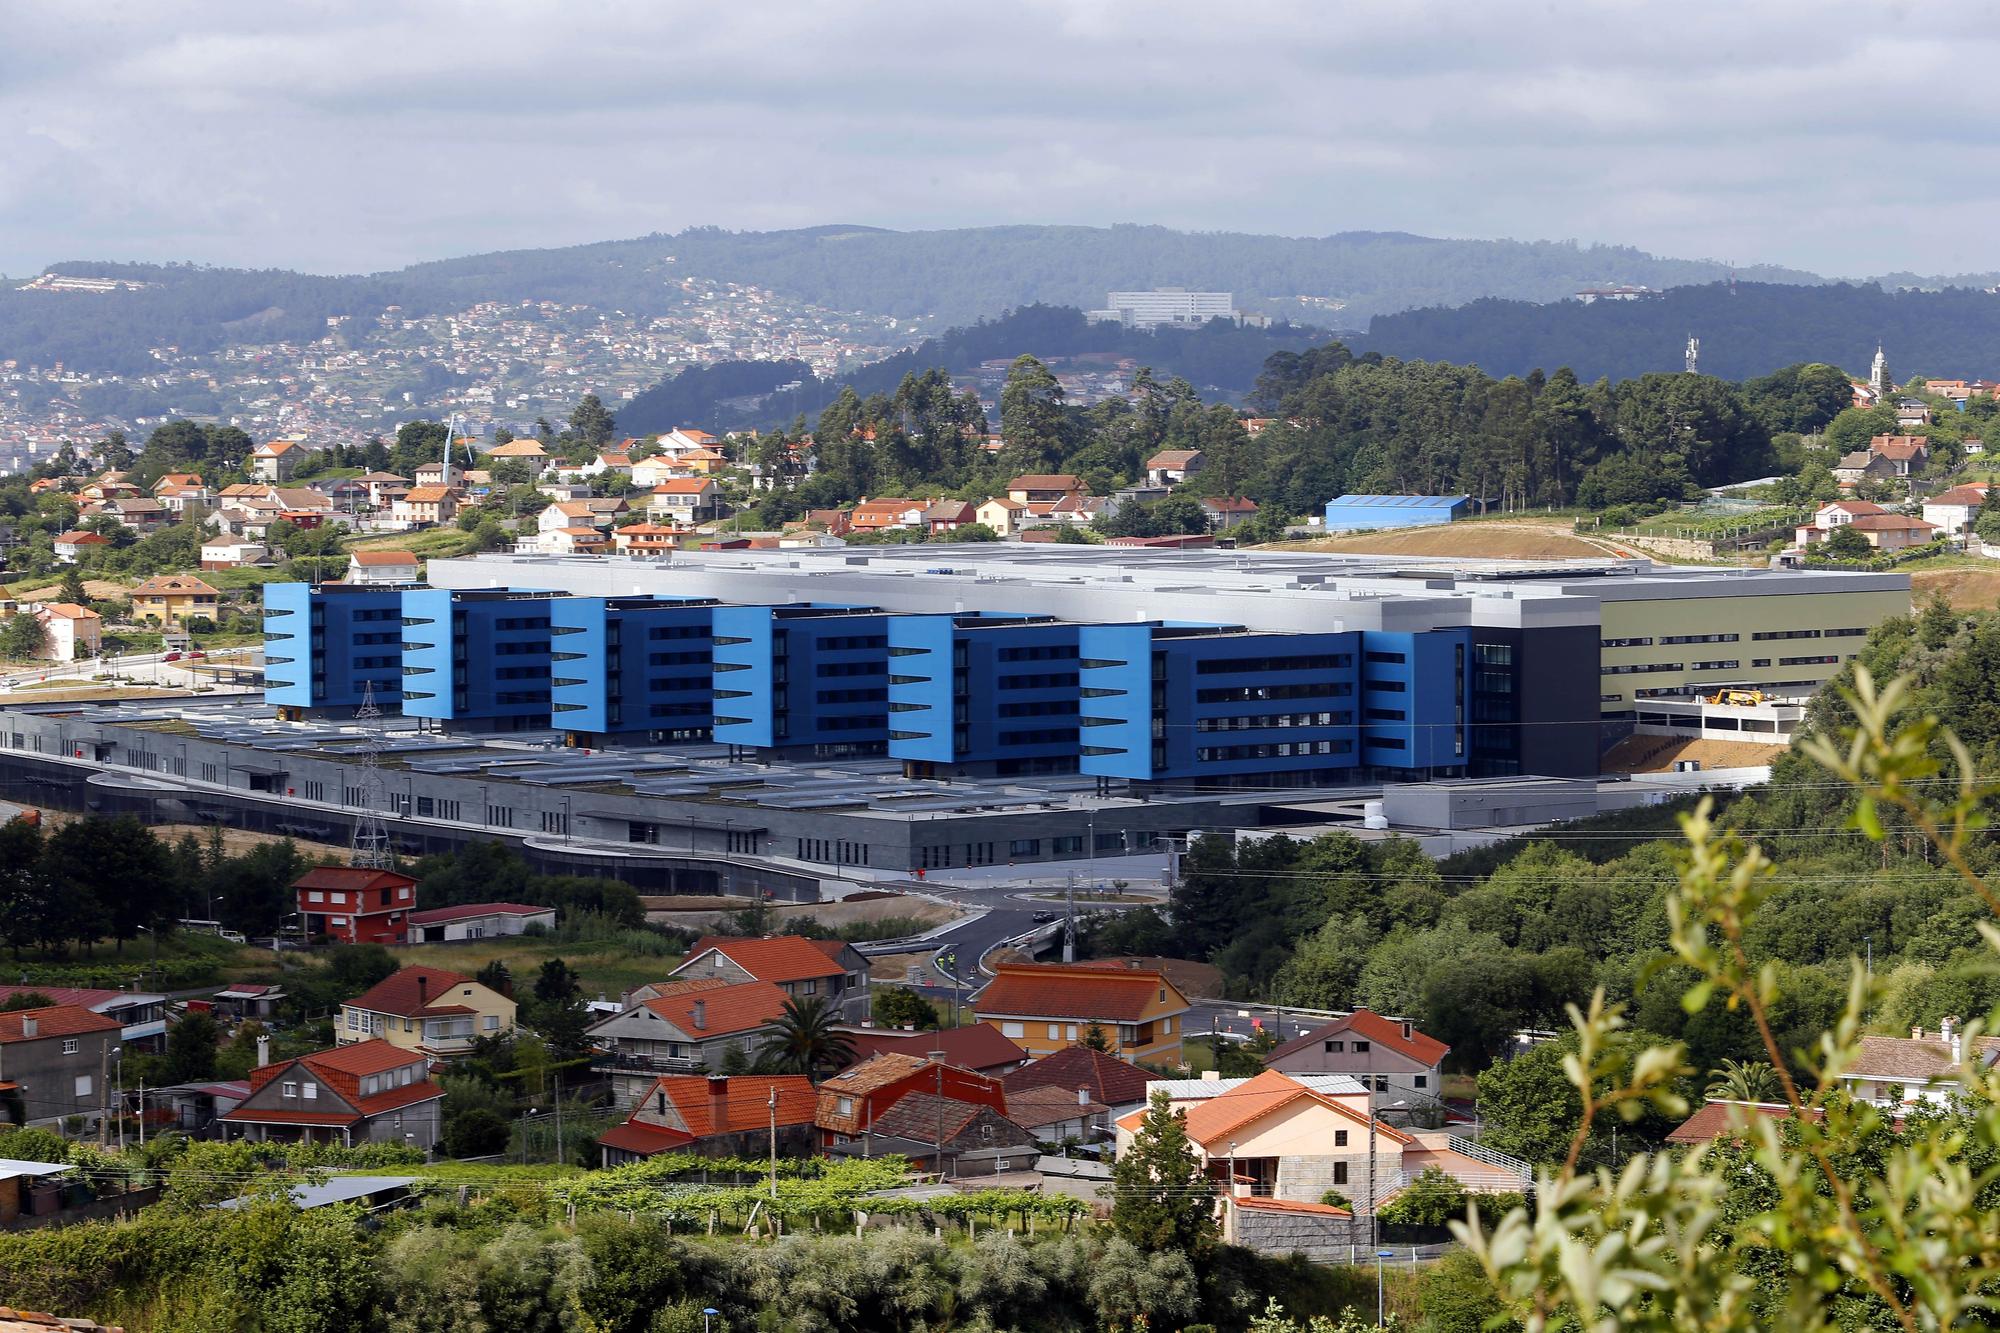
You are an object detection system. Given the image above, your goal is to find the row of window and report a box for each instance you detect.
[1195,682,1353,704]
[1195,740,1355,762]
[1194,653,1354,675]
[1193,711,1354,732]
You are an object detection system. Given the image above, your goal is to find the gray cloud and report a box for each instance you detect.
[2,0,1995,279]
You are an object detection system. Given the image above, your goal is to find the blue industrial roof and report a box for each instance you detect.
[1322,494,1470,509]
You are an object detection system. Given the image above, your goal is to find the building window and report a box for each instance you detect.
[61,1038,78,1055]
[1002,1022,1026,1038]
[75,1075,92,1098]
[1324,1039,1344,1053]
[1333,1162,1348,1185]
[302,1084,317,1100]
[281,1082,298,1099]
[837,1097,854,1116]
[1415,1075,1428,1089]
[483,1015,499,1031]
[1335,1129,1348,1147]
[1047,1023,1061,1040]
[1010,839,1040,857]
[1354,1041,1370,1053]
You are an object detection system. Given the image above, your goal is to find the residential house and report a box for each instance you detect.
[537,500,620,537]
[32,603,102,661]
[1037,494,1103,527]
[1105,485,1170,517]
[353,472,410,506]
[1844,513,1938,551]
[52,531,108,564]
[1894,398,1934,428]
[867,1093,1038,1174]
[413,462,454,488]
[1002,1043,1155,1120]
[1664,1098,1799,1146]
[249,440,303,482]
[1922,483,1990,539]
[336,966,516,1061]
[629,454,684,489]
[200,536,271,571]
[612,522,686,556]
[153,474,213,514]
[270,487,335,521]
[587,979,792,1108]
[485,439,552,478]
[667,936,871,1023]
[1201,497,1260,531]
[1965,437,1986,457]
[541,526,613,555]
[1007,475,1085,505]
[406,902,555,942]
[293,866,418,944]
[220,1039,445,1148]
[209,984,286,1023]
[665,427,721,453]
[0,1005,123,1127]
[151,472,203,498]
[130,575,220,628]
[848,498,925,533]
[392,485,459,527]
[673,447,729,475]
[0,1156,80,1225]
[1869,434,1930,477]
[346,550,420,584]
[1265,1010,1451,1111]
[1839,1018,1999,1109]
[975,497,1028,537]
[802,509,853,538]
[597,1073,817,1165]
[1002,1085,1109,1144]
[836,1023,1028,1078]
[648,478,720,524]
[813,1052,1009,1148]
[923,500,976,535]
[973,962,1192,1063]
[1145,450,1204,487]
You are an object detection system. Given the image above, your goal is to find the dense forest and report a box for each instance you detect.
[618,304,1326,434]
[1364,281,2000,382]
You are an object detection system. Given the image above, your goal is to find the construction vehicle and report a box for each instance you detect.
[1706,687,1767,707]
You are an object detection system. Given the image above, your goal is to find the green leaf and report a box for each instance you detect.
[1853,796,1882,840]
[1682,980,1716,1015]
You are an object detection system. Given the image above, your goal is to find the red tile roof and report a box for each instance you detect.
[653,478,717,494]
[643,980,790,1038]
[406,902,551,926]
[871,1093,987,1143]
[1664,1099,1803,1146]
[975,962,1188,1024]
[1116,1070,1412,1149]
[0,1005,121,1045]
[597,1120,691,1156]
[292,867,416,893]
[1008,474,1083,491]
[1848,515,1935,532]
[229,1039,443,1126]
[838,1024,1026,1073]
[1266,1009,1450,1068]
[344,966,478,1018]
[349,550,418,566]
[1003,1084,1108,1129]
[680,937,845,984]
[1232,1195,1352,1217]
[1002,1044,1153,1106]
[637,1074,817,1138]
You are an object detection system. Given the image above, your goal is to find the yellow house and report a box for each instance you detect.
[337,965,516,1062]
[974,961,1191,1064]
[130,574,221,628]
[975,497,1028,538]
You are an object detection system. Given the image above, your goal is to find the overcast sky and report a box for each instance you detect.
[3,1,1990,279]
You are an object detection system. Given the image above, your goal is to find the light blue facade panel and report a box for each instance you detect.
[262,582,406,710]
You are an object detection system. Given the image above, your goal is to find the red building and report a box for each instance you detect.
[294,867,418,944]
[813,1051,1009,1148]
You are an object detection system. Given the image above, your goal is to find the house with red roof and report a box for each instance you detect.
[973,962,1191,1064]
[598,1073,817,1165]
[345,549,420,585]
[813,1051,1010,1149]
[221,1039,445,1147]
[335,966,516,1062]
[1002,1043,1154,1116]
[293,866,417,944]
[0,1005,123,1126]
[835,1022,1027,1077]
[586,979,793,1108]
[668,936,871,1023]
[406,902,555,943]
[249,439,303,482]
[52,530,109,564]
[1266,1009,1451,1107]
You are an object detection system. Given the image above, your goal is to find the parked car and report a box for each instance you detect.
[163,651,183,662]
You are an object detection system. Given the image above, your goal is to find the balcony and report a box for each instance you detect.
[591,1046,705,1076]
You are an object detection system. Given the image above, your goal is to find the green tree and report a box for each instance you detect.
[1824,523,1871,559]
[870,986,938,1030]
[1081,1023,1112,1052]
[0,613,48,661]
[164,1010,222,1083]
[1110,1089,1217,1256]
[568,394,617,449]
[1705,1058,1782,1102]
[57,565,88,606]
[0,991,54,1012]
[998,354,1068,471]
[755,996,856,1078]
[1377,1165,1468,1229]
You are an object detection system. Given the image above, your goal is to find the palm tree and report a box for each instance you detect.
[755,996,856,1079]
[1706,1058,1782,1103]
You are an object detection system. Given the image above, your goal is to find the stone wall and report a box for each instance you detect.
[1230,1202,1368,1262]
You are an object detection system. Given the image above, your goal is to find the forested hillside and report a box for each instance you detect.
[618,304,1324,435]
[1364,281,2000,381]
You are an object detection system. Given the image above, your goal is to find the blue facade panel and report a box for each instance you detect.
[888,614,1081,773]
[713,605,891,755]
[399,588,555,726]
[1322,494,1471,532]
[1358,629,1471,770]
[263,582,406,711]
[551,596,715,740]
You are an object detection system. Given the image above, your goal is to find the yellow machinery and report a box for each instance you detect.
[1706,688,1767,707]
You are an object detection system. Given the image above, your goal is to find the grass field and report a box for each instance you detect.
[1264,519,1619,561]
[388,932,682,1001]
[1911,565,2000,609]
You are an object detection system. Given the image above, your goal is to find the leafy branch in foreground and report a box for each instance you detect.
[1461,666,2000,1331]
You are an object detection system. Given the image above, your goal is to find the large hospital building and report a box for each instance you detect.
[269,546,1908,786]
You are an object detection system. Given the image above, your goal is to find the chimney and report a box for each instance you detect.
[1913,1025,1925,1041]
[417,974,429,1009]
[1954,1030,1965,1065]
[1078,1087,1090,1108]
[256,1035,270,1068]
[19,1016,35,1039]
[1401,1021,1413,1040]
[708,1075,728,1130]
[691,1000,706,1031]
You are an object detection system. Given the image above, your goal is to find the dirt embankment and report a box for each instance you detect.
[1264,521,1632,562]
[1911,568,2000,610]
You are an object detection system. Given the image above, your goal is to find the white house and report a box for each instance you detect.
[392,486,459,526]
[249,440,303,482]
[1840,1019,1999,1109]
[346,550,420,584]
[1922,484,1989,539]
[32,602,102,661]
[648,478,720,523]
[201,537,272,570]
[406,902,556,943]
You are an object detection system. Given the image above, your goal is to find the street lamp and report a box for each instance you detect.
[1376,1250,1395,1327]
[702,1309,719,1333]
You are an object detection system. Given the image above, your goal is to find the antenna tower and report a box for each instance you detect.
[1685,335,1700,375]
[348,679,394,868]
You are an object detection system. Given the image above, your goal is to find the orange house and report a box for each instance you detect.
[973,961,1192,1064]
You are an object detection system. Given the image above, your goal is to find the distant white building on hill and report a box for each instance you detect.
[1087,288,1237,329]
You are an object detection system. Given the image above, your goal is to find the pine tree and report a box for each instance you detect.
[1111,1089,1217,1256]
